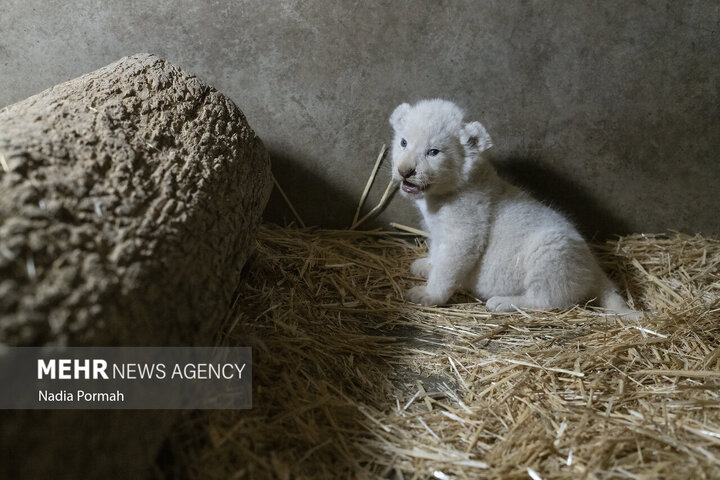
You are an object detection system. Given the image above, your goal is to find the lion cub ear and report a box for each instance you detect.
[460,121,493,154]
[389,103,411,129]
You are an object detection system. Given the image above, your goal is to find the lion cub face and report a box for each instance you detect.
[389,99,493,197]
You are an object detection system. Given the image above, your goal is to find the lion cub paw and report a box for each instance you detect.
[485,296,518,312]
[406,285,446,306]
[410,257,431,278]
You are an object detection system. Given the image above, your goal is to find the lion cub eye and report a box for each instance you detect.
[400,138,407,148]
[427,149,440,157]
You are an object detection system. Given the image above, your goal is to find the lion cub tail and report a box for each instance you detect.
[598,283,643,320]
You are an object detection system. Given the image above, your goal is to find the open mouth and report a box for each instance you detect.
[401,180,426,194]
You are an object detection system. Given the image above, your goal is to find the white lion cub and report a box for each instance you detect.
[390,99,636,315]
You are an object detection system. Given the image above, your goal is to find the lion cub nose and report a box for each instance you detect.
[398,167,416,179]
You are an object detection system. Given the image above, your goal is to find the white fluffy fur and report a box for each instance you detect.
[390,99,637,315]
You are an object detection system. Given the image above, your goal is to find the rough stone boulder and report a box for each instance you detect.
[0,53,271,345]
[0,53,271,478]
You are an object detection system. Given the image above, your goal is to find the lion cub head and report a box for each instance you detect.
[389,99,493,197]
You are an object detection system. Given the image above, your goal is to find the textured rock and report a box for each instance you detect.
[0,53,271,346]
[0,53,271,478]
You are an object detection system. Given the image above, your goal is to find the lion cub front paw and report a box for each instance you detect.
[485,296,517,312]
[410,257,431,278]
[406,285,446,306]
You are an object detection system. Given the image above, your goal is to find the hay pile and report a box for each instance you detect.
[168,223,720,479]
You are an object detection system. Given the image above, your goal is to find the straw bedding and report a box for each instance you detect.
[167,222,720,479]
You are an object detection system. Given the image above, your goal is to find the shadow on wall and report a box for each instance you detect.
[263,148,360,228]
[492,156,631,240]
[263,148,398,230]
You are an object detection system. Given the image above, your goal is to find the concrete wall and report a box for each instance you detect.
[2,1,718,237]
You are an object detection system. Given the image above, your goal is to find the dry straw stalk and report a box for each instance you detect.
[170,224,720,479]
